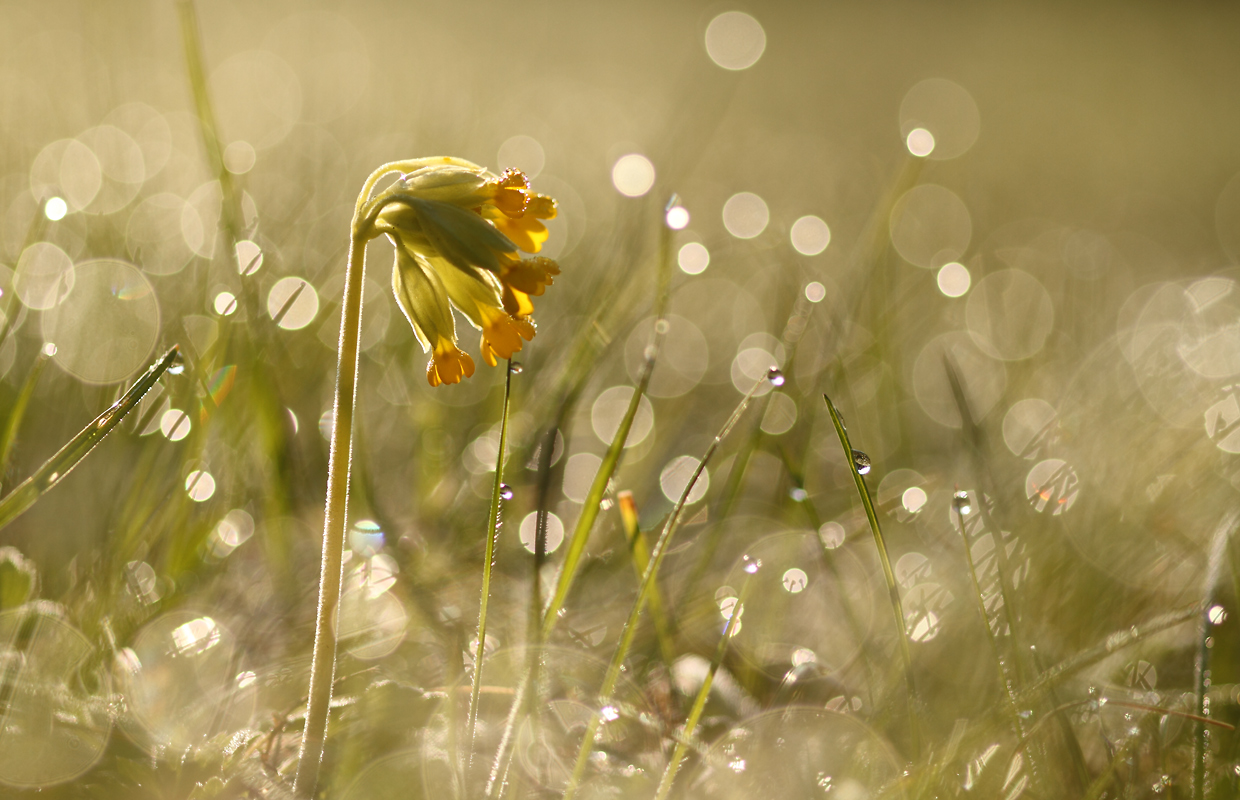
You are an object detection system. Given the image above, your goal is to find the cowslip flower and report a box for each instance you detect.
[372,158,560,386]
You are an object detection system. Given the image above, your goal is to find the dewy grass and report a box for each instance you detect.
[823,392,921,760]
[561,373,770,800]
[0,346,180,533]
[654,555,757,800]
[465,359,515,768]
[539,196,676,641]
[0,348,49,489]
[482,199,676,799]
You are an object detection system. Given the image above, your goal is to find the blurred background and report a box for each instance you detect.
[3,1,1240,797]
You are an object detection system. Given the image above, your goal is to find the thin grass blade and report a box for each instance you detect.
[822,391,921,759]
[560,375,768,800]
[0,346,180,532]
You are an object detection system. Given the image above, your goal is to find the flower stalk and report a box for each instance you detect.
[293,230,369,798]
[295,159,561,797]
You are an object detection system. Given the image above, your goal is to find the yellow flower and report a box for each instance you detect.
[375,160,560,386]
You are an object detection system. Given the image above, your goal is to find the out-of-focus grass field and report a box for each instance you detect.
[3,1,1240,797]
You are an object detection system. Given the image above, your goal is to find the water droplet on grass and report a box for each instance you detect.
[500,484,514,501]
[742,554,762,574]
[788,487,808,502]
[851,450,871,474]
[952,490,972,515]
[509,361,523,374]
[767,366,785,386]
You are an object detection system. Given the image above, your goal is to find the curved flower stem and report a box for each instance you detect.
[294,231,370,798]
[654,567,754,800]
[822,392,921,761]
[466,360,516,773]
[561,376,767,800]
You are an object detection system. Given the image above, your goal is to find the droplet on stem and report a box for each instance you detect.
[952,490,972,516]
[742,554,762,574]
[767,366,785,387]
[508,361,523,375]
[499,484,514,501]
[851,449,871,475]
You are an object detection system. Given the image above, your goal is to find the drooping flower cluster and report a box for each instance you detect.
[372,158,560,386]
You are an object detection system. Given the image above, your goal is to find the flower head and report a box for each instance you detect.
[373,159,560,386]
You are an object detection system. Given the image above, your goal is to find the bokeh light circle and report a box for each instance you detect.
[936,262,971,297]
[1002,398,1056,457]
[906,127,935,157]
[42,260,159,385]
[611,154,655,197]
[890,184,972,268]
[705,11,766,70]
[127,194,195,276]
[624,314,709,398]
[14,242,74,310]
[519,511,565,554]
[0,607,112,787]
[965,269,1054,360]
[660,455,709,504]
[899,78,981,160]
[498,134,545,179]
[118,611,255,748]
[723,192,769,239]
[678,242,710,274]
[562,452,602,503]
[267,276,320,330]
[591,386,654,447]
[790,215,831,255]
[912,331,1006,428]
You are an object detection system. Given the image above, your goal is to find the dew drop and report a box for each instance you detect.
[767,367,785,387]
[508,361,523,375]
[742,554,762,574]
[168,364,185,375]
[788,486,808,502]
[952,490,972,515]
[47,471,59,484]
[500,484,514,501]
[851,449,871,475]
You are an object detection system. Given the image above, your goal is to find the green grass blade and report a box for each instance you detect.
[0,349,50,490]
[1016,602,1203,703]
[0,346,180,532]
[822,392,921,759]
[654,562,754,800]
[466,360,515,770]
[539,198,676,642]
[617,490,675,668]
[560,374,767,800]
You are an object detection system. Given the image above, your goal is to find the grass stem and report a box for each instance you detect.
[466,360,516,772]
[539,199,675,640]
[822,392,921,760]
[653,563,754,800]
[561,375,767,800]
[0,346,179,533]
